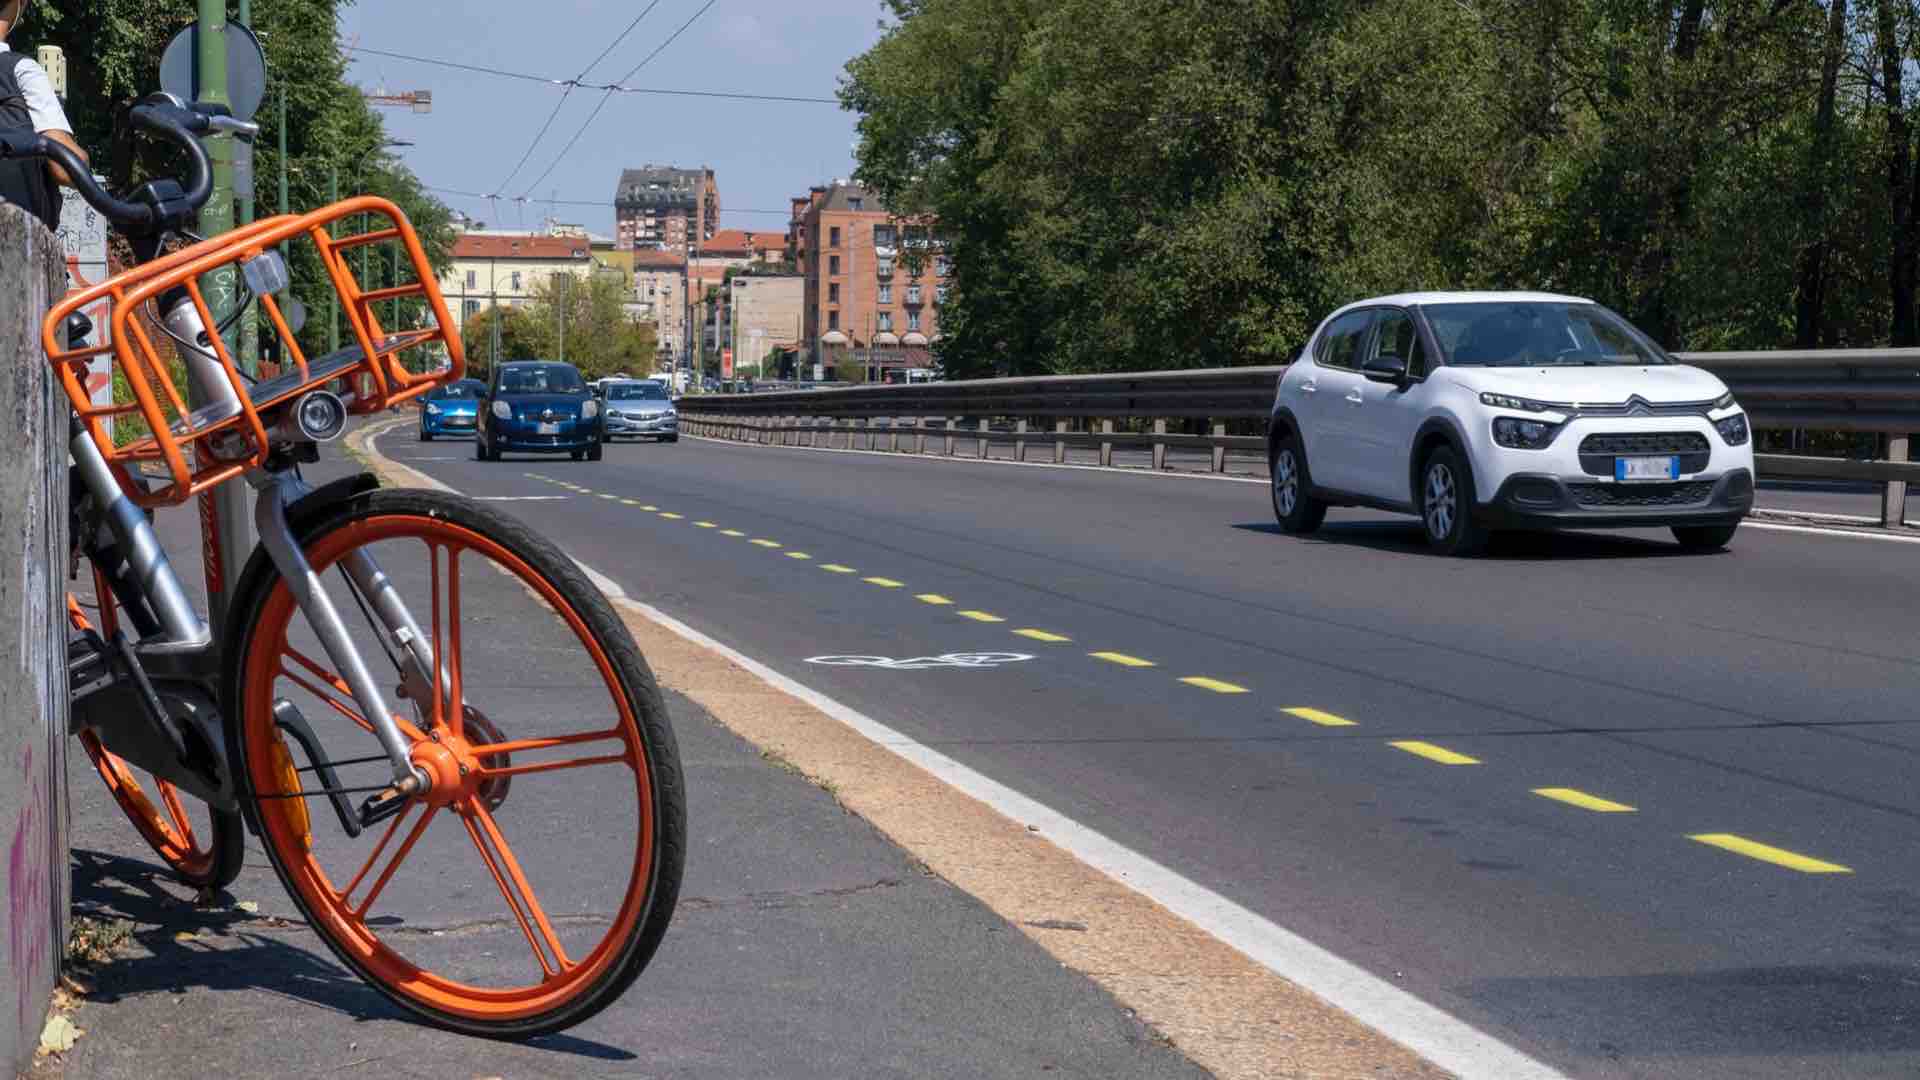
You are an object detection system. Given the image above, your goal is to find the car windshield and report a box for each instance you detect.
[607,383,669,401]
[429,380,484,400]
[499,366,587,394]
[1422,302,1670,367]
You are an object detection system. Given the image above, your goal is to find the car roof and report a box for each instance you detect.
[1328,290,1595,318]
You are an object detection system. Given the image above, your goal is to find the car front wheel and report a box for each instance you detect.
[1270,434,1327,534]
[1420,446,1489,556]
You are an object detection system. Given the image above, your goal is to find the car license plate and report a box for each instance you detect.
[1615,455,1678,482]
[536,422,560,435]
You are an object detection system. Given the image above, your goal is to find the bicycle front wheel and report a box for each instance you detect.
[225,488,685,1039]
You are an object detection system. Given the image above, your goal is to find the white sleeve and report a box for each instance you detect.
[13,58,72,135]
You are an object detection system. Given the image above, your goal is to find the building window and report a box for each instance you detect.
[848,197,864,212]
[511,271,522,291]
[874,224,894,247]
[878,283,892,305]
[878,311,893,332]
[907,309,922,331]
[907,285,922,305]
[936,283,950,304]
[829,310,840,331]
[935,255,952,276]
[829,255,840,275]
[830,226,842,247]
[829,282,840,303]
[463,300,480,319]
[464,270,476,289]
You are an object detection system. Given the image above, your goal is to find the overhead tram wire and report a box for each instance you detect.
[486,1,666,197]
[427,185,794,216]
[514,0,721,201]
[344,48,838,103]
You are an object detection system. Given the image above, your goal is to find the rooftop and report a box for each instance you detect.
[452,234,593,260]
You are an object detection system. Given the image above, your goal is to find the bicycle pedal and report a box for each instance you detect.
[357,785,412,829]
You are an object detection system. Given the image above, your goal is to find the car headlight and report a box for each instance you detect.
[1714,411,1750,446]
[1713,391,1737,411]
[425,402,441,415]
[663,407,677,418]
[581,399,600,420]
[1491,415,1561,449]
[1480,392,1551,413]
[492,400,511,420]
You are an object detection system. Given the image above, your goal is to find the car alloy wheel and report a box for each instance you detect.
[1424,460,1457,541]
[1273,450,1300,517]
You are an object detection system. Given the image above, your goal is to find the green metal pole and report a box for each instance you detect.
[195,0,234,313]
[235,0,258,375]
[277,83,288,218]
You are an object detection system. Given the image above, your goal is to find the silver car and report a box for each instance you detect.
[598,379,680,443]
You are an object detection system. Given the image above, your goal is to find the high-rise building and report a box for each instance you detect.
[789,180,948,379]
[614,166,719,253]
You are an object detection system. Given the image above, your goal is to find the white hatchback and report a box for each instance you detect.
[1266,292,1755,555]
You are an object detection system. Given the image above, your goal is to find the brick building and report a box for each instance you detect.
[614,166,719,253]
[788,180,948,378]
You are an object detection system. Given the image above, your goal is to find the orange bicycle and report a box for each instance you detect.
[16,94,684,1038]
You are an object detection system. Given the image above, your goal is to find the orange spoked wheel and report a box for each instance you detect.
[225,489,685,1039]
[70,587,244,891]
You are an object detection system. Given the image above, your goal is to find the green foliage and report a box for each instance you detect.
[461,276,657,384]
[844,0,1920,372]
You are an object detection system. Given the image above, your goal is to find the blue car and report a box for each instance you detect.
[476,361,604,462]
[417,378,486,441]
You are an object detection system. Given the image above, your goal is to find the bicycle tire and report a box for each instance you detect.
[222,487,685,1039]
[78,731,245,890]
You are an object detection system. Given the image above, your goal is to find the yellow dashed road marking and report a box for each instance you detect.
[695,521,718,528]
[1284,707,1356,727]
[787,552,812,560]
[750,539,781,548]
[916,594,954,605]
[821,564,858,574]
[1090,652,1155,668]
[1689,833,1852,874]
[722,529,746,537]
[1013,629,1072,643]
[642,504,660,511]
[660,512,685,520]
[958,610,1005,623]
[621,498,641,506]
[599,493,619,500]
[1389,741,1480,766]
[1180,676,1249,694]
[864,577,905,588]
[1533,788,1636,813]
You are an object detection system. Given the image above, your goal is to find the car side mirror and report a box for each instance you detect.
[1361,354,1409,384]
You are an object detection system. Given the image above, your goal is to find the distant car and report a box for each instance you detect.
[600,379,679,443]
[1268,291,1754,555]
[476,361,603,462]
[417,377,486,441]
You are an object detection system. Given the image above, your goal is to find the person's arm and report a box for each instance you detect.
[41,127,87,188]
[14,58,86,187]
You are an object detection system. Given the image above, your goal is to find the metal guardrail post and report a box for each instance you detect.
[1211,422,1227,472]
[1152,419,1168,470]
[1100,420,1114,467]
[978,418,990,459]
[944,418,956,456]
[1015,419,1029,462]
[1885,435,1911,527]
[1055,419,1067,464]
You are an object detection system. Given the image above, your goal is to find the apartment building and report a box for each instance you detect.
[788,180,948,378]
[614,166,719,253]
[727,273,804,379]
[439,230,596,338]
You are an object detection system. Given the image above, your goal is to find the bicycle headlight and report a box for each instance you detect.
[492,400,511,420]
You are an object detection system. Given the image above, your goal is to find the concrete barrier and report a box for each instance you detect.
[0,202,72,1073]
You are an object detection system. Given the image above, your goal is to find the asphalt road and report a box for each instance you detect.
[55,450,1205,1080]
[375,426,1920,1079]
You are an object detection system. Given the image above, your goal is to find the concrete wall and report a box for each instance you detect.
[0,202,71,1074]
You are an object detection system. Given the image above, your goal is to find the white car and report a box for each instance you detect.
[1267,291,1755,555]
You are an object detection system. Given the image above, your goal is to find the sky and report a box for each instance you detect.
[336,1,893,238]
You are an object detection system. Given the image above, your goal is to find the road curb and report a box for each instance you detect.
[351,417,1573,1080]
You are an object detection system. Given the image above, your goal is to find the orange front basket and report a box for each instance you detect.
[43,196,465,508]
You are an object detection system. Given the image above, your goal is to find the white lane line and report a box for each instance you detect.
[373,425,1568,1079]
[1741,520,1920,545]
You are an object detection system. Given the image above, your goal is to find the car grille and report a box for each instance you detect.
[1566,481,1716,508]
[1578,432,1711,476]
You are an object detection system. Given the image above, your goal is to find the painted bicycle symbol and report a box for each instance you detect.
[805,652,1034,671]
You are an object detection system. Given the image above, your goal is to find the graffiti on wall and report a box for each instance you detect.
[7,745,52,1045]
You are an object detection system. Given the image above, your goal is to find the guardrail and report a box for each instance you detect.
[680,350,1920,527]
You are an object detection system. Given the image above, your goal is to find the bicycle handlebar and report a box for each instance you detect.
[0,93,258,230]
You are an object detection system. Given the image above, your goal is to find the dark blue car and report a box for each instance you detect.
[476,361,604,462]
[417,378,486,441]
